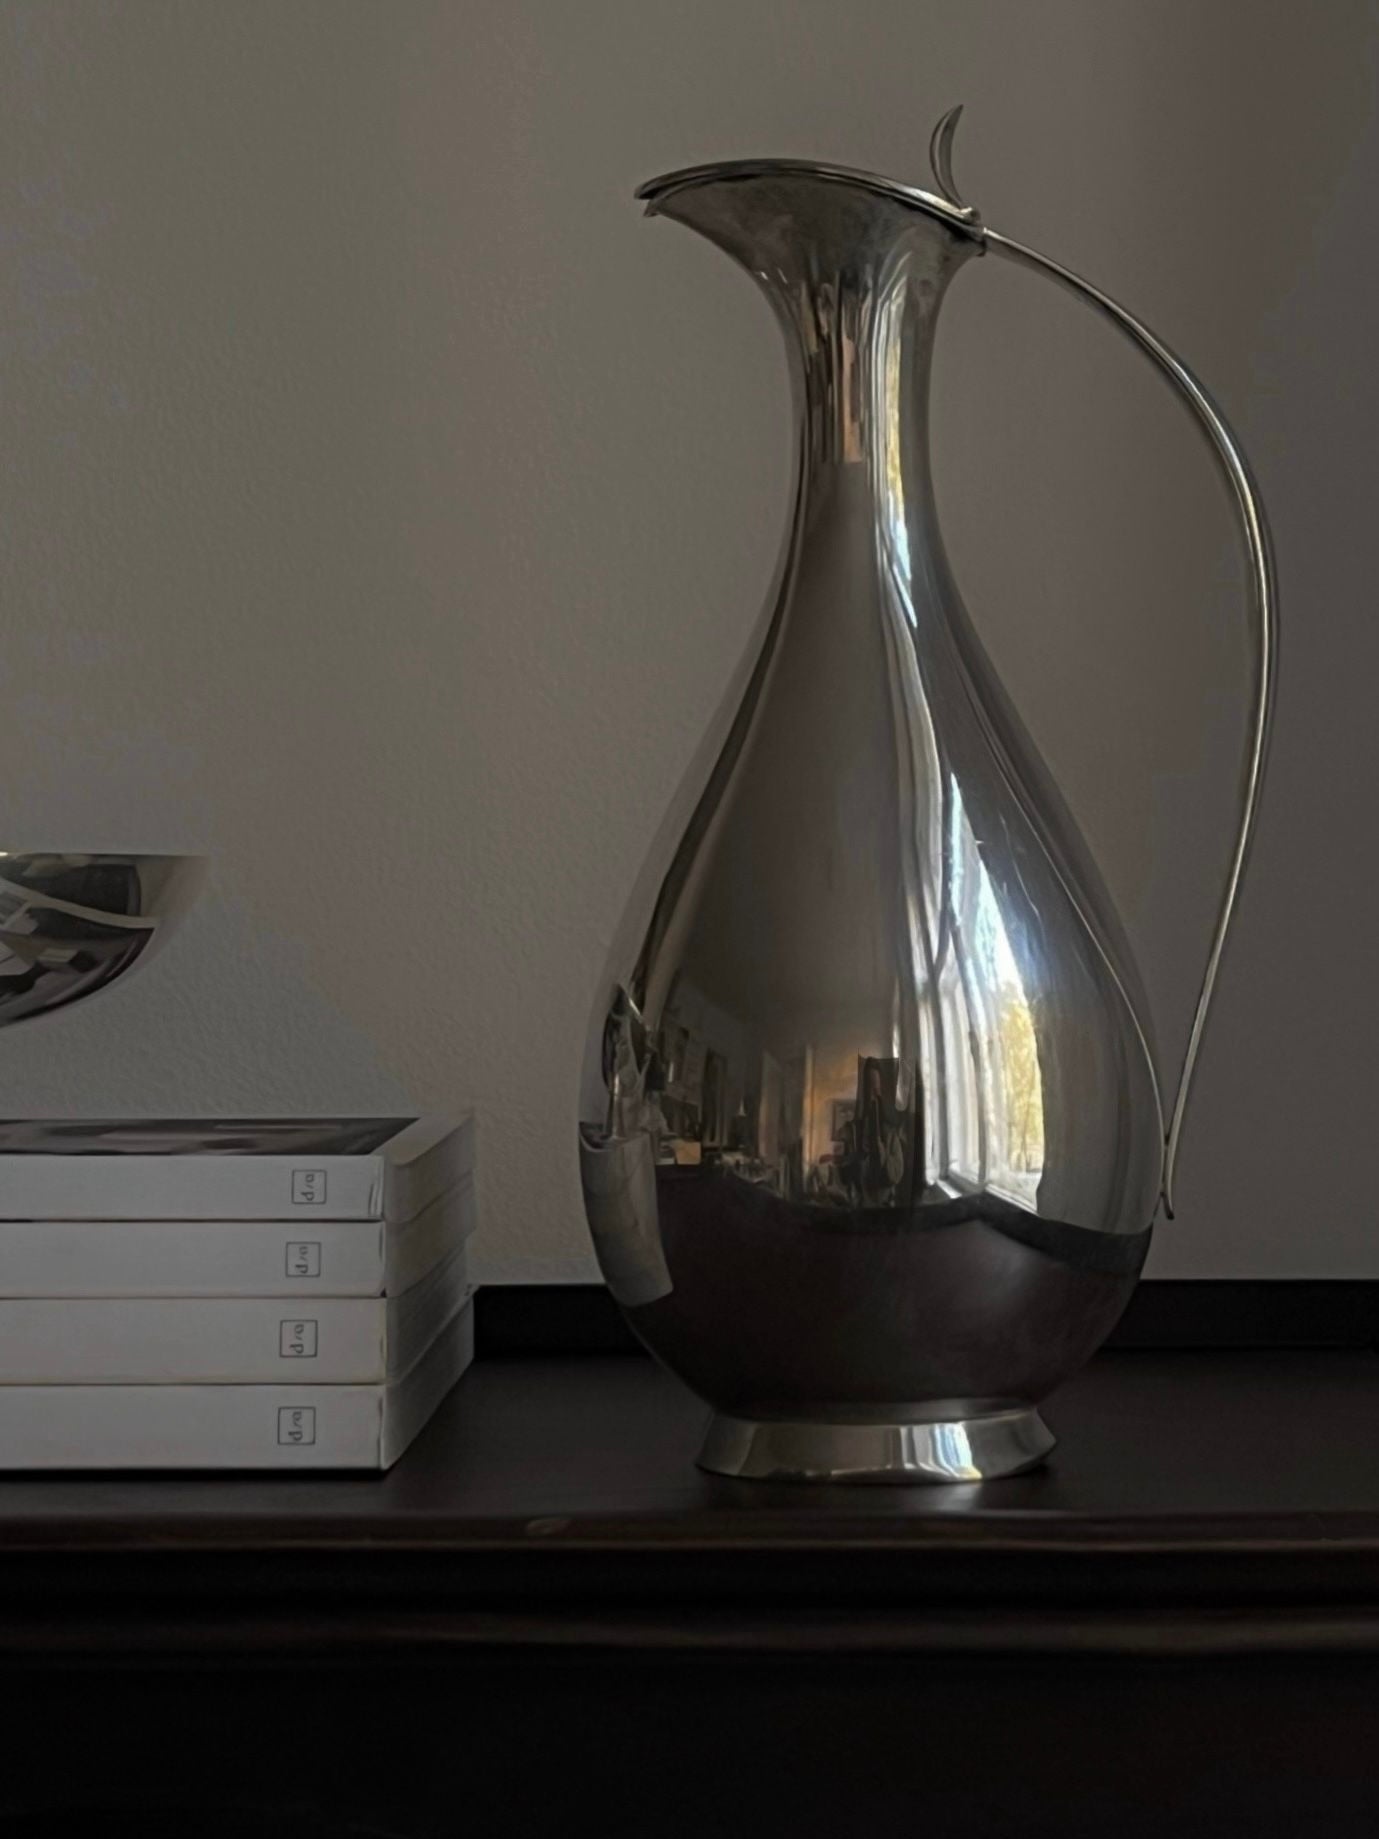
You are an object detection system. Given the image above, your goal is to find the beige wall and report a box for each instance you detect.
[1,0,1374,1278]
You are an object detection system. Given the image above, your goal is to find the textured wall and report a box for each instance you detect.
[1,1,1375,1279]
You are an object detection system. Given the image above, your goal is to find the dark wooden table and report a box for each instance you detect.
[5,1346,1379,1836]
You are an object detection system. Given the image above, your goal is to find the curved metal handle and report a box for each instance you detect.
[983,227,1278,1217]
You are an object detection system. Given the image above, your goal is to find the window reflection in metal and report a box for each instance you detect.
[944,774,1045,1208]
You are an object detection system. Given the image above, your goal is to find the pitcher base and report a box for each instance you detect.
[697,1406,1054,1484]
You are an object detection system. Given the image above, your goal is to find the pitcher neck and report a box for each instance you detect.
[781,247,967,475]
[638,166,978,477]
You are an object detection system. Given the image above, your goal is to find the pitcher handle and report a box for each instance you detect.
[981,227,1278,1217]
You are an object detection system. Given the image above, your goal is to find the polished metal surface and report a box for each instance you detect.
[580,113,1274,1480]
[0,853,205,1027]
[698,1406,1055,1484]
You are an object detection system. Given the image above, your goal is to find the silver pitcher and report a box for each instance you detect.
[579,111,1275,1483]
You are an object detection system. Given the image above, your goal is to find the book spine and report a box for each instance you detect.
[0,1219,388,1298]
[0,1154,389,1221]
[0,1116,473,1221]
[0,1296,389,1383]
[0,1301,475,1470]
[0,1177,476,1297]
[0,1380,389,1468]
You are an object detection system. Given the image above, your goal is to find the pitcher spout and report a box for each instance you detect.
[636,158,983,289]
[636,156,982,235]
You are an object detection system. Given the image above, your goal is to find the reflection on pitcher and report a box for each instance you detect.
[839,1058,908,1206]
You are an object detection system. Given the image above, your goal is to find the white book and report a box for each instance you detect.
[0,1170,476,1297]
[0,1248,470,1383]
[0,1297,474,1470]
[0,1115,471,1221]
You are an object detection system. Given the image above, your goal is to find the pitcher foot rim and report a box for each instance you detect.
[697,1405,1055,1484]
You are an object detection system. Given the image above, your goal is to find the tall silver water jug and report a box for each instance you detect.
[578,111,1275,1482]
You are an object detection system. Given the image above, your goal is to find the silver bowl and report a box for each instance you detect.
[0,853,206,1028]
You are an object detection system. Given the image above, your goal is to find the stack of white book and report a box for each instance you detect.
[0,1115,475,1470]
